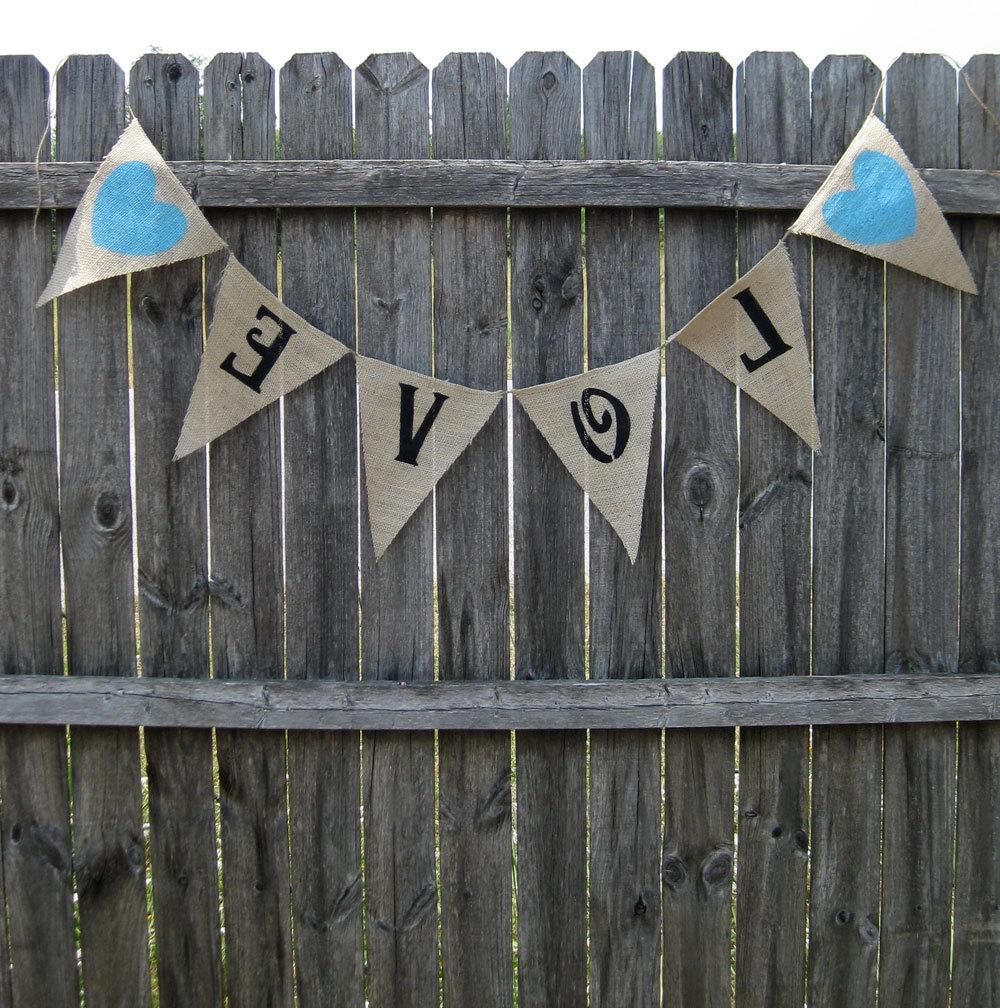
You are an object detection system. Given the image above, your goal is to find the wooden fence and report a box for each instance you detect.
[0,48,998,1008]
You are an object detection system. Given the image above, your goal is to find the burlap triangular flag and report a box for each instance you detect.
[790,113,976,293]
[174,254,351,459]
[671,241,820,450]
[357,356,503,558]
[514,347,660,563]
[39,119,226,305]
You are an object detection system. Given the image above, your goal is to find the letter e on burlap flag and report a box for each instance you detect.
[790,113,976,293]
[514,347,661,563]
[357,356,503,558]
[671,242,820,450]
[39,119,226,304]
[174,255,351,459]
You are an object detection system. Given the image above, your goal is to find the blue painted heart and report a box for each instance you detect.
[92,161,188,256]
[822,149,917,246]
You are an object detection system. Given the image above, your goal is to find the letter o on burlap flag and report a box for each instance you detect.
[514,347,661,563]
[39,119,225,304]
[357,356,503,558]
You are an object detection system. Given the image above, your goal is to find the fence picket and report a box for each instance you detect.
[509,50,588,1008]
[582,49,662,1008]
[734,51,812,1008]
[202,52,293,1008]
[432,51,515,1008]
[0,53,78,1008]
[661,50,738,1008]
[129,52,224,1008]
[879,55,961,1008]
[55,54,153,1008]
[279,51,365,1008]
[354,52,439,1008]
[806,55,885,1008]
[952,53,1000,1007]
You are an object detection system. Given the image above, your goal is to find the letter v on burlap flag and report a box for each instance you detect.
[513,347,661,563]
[671,242,821,450]
[38,119,226,305]
[174,255,351,459]
[790,113,976,293]
[357,356,503,558]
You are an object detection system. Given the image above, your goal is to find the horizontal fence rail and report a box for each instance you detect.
[0,158,998,213]
[0,673,998,729]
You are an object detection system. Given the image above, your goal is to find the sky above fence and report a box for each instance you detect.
[6,0,996,80]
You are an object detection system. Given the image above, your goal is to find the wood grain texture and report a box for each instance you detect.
[432,52,514,1008]
[354,52,439,1008]
[128,53,223,1008]
[0,54,79,1008]
[202,52,292,1008]
[583,50,662,1008]
[734,51,811,1008]
[0,673,998,729]
[807,55,885,1008]
[279,52,363,1008]
[2,159,997,214]
[878,55,960,1008]
[951,52,1000,1008]
[661,51,738,1008]
[509,51,587,1008]
[55,54,152,1008]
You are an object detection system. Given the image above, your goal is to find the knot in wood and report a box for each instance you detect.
[0,478,18,512]
[835,908,853,926]
[93,489,125,533]
[700,848,733,891]
[858,917,879,947]
[541,70,557,92]
[139,294,162,324]
[633,894,647,916]
[166,62,182,82]
[662,853,687,891]
[683,462,717,519]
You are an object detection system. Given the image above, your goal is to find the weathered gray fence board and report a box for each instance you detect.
[4,158,998,214]
[661,50,738,1008]
[355,52,439,1008]
[279,52,364,1008]
[582,50,662,1008]
[879,55,960,1008]
[510,51,588,1008]
[952,52,1000,1008]
[0,54,78,1008]
[55,54,153,1008]
[432,51,514,1008]
[807,54,885,1008]
[203,52,293,1008]
[129,53,224,1008]
[2,672,1000,728]
[734,51,811,1008]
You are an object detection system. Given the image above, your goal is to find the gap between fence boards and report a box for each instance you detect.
[0,674,996,730]
[0,160,997,214]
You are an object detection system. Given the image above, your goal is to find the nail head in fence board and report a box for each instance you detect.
[203,52,293,1008]
[432,51,514,1008]
[0,54,78,1008]
[54,54,153,1008]
[355,52,439,1008]
[952,53,1000,1008]
[734,51,811,1008]
[509,50,588,1008]
[583,50,662,1008]
[661,50,738,1008]
[4,159,998,215]
[128,52,224,1008]
[879,54,960,1008]
[807,54,885,1008]
[279,51,364,1008]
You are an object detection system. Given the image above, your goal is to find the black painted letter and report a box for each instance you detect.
[396,383,449,466]
[733,287,792,373]
[220,304,296,393]
[570,388,631,464]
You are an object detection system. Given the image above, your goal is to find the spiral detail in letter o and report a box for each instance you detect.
[570,388,631,464]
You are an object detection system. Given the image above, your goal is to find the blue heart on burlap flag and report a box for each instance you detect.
[822,150,917,246]
[92,161,188,256]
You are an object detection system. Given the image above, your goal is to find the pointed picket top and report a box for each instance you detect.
[174,255,351,459]
[582,52,656,160]
[509,52,581,160]
[279,54,352,160]
[515,347,661,562]
[791,112,976,293]
[357,356,502,558]
[671,241,821,450]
